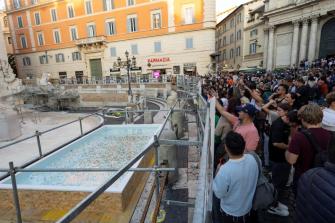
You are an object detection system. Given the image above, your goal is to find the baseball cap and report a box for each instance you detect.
[236,103,257,117]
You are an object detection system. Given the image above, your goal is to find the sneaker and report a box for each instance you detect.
[267,206,289,217]
[278,202,289,210]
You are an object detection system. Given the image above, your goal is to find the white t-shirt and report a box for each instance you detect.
[322,108,335,132]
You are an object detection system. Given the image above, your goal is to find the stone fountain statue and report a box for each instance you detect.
[0,19,23,141]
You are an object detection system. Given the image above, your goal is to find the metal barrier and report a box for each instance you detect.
[0,112,103,181]
[0,81,215,223]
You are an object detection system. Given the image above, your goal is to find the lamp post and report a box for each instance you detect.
[114,51,137,102]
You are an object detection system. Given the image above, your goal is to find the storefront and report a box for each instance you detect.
[183,63,197,76]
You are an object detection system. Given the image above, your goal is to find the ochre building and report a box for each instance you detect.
[4,0,215,82]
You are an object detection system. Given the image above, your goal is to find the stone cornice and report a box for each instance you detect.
[263,0,320,18]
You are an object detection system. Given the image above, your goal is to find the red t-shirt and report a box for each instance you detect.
[288,128,331,179]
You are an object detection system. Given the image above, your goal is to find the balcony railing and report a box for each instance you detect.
[75,36,106,47]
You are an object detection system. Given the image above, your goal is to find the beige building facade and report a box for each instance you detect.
[263,0,335,70]
[215,0,264,71]
[0,10,14,55]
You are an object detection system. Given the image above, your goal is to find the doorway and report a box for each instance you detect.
[89,59,103,80]
[319,18,335,58]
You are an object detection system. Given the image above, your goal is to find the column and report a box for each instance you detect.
[299,18,309,62]
[267,26,275,71]
[291,20,300,67]
[263,28,269,69]
[308,16,318,62]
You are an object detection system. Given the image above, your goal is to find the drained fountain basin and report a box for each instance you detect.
[0,124,160,215]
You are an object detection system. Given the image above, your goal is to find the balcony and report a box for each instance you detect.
[75,36,106,46]
[75,36,107,52]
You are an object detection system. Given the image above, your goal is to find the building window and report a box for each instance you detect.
[31,0,38,4]
[20,35,27,48]
[127,0,135,6]
[237,13,242,23]
[218,39,221,48]
[23,57,31,66]
[223,50,226,60]
[17,16,23,28]
[230,34,234,44]
[223,36,226,46]
[236,46,240,57]
[70,26,78,41]
[13,0,20,9]
[87,23,96,37]
[67,4,75,18]
[51,8,57,22]
[3,16,8,27]
[56,53,65,62]
[230,19,234,28]
[154,41,161,53]
[53,29,61,44]
[223,24,226,32]
[37,32,44,46]
[151,10,161,29]
[105,19,116,35]
[72,52,82,61]
[230,49,234,59]
[183,5,195,24]
[250,43,257,54]
[85,0,93,14]
[8,37,12,44]
[34,12,41,25]
[186,37,193,49]
[250,29,258,37]
[127,15,138,33]
[39,55,48,64]
[59,72,67,83]
[236,30,241,40]
[103,0,114,11]
[110,47,116,57]
[131,44,138,55]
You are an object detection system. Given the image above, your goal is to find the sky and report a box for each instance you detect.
[216,0,250,14]
[0,0,4,10]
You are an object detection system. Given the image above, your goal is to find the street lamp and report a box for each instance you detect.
[114,51,137,102]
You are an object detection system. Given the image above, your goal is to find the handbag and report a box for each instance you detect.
[249,152,277,210]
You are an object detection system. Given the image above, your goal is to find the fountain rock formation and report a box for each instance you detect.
[0,19,23,141]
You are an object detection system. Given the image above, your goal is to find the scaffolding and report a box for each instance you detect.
[0,76,215,223]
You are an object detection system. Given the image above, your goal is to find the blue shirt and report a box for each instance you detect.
[213,154,258,217]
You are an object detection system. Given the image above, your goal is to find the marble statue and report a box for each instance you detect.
[0,18,23,141]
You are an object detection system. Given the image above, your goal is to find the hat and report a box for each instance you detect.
[236,103,257,117]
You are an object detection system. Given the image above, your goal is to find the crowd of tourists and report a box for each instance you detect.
[201,61,335,223]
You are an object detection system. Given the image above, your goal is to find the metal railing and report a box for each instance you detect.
[0,112,103,180]
[0,79,215,223]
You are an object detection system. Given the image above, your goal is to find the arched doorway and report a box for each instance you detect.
[319,18,335,58]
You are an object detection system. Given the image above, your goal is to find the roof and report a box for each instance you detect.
[216,0,262,25]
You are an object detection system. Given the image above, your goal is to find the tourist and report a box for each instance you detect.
[295,133,335,223]
[215,100,260,152]
[213,131,258,223]
[322,91,335,132]
[267,103,291,217]
[286,103,332,193]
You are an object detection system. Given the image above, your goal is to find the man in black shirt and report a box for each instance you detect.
[268,103,291,216]
[296,78,309,107]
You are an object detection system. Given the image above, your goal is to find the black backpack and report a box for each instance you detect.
[300,129,332,167]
